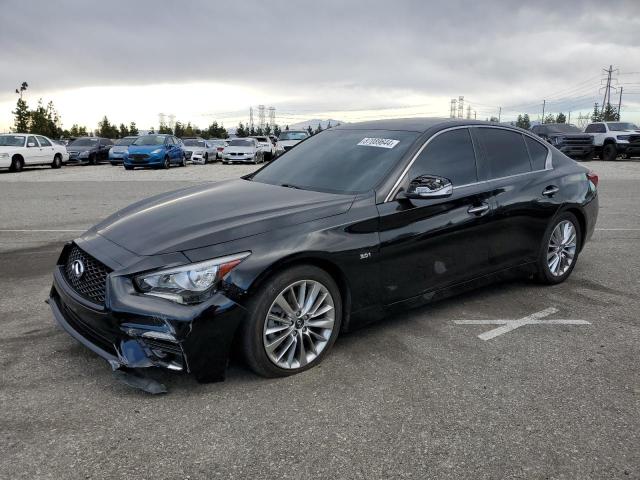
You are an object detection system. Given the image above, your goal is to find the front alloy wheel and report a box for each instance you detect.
[242,265,342,377]
[263,280,336,370]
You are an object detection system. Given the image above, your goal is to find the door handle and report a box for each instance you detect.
[467,204,490,215]
[542,186,559,197]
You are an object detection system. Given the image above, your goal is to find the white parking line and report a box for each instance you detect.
[596,228,640,231]
[454,307,590,340]
[0,229,86,232]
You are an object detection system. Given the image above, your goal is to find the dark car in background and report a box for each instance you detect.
[530,123,594,161]
[66,137,113,164]
[48,118,598,387]
[108,136,138,165]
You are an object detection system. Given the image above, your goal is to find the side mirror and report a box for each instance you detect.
[404,175,453,199]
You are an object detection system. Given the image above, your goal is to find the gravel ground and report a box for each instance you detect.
[0,160,638,479]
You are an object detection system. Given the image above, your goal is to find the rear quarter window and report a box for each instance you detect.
[524,137,548,171]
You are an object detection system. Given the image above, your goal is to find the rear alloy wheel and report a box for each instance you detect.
[89,154,97,165]
[180,154,187,167]
[51,154,62,169]
[204,153,209,164]
[242,265,342,377]
[602,143,617,161]
[536,213,581,284]
[9,156,24,172]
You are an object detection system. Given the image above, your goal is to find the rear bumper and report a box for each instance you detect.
[49,245,247,382]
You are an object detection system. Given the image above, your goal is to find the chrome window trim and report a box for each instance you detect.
[383,124,552,203]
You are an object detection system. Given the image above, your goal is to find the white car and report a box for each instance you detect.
[222,138,265,164]
[275,130,310,157]
[183,138,217,164]
[250,136,276,161]
[0,133,69,172]
[584,121,640,161]
[207,139,228,160]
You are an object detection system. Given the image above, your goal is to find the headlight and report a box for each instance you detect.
[79,151,90,158]
[617,135,630,141]
[135,252,250,304]
[150,148,163,155]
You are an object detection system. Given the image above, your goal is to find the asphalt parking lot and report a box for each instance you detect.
[1,161,639,479]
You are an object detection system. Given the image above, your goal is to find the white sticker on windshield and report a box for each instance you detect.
[357,137,400,149]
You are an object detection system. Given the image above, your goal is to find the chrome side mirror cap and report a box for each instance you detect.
[404,175,453,199]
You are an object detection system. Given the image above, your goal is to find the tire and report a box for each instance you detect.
[180,154,187,167]
[51,154,62,169]
[602,143,617,161]
[162,156,170,169]
[110,161,118,166]
[89,154,97,165]
[9,155,24,172]
[241,265,343,378]
[535,212,581,285]
[204,153,209,164]
[124,165,134,170]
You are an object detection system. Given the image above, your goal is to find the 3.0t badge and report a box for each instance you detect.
[71,259,85,278]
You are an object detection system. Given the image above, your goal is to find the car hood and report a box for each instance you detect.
[225,146,254,153]
[278,140,303,147]
[111,145,129,153]
[128,145,164,154]
[67,145,97,152]
[92,179,354,255]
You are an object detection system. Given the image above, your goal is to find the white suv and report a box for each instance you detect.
[0,133,69,172]
[251,136,276,161]
[584,121,640,161]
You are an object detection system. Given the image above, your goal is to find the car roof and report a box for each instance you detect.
[333,117,505,133]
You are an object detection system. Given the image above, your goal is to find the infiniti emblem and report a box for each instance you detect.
[71,259,85,278]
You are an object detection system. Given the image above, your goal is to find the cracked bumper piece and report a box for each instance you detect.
[49,257,247,383]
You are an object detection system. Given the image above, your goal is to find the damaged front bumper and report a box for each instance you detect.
[49,242,247,383]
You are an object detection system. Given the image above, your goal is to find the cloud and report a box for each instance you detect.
[1,0,639,126]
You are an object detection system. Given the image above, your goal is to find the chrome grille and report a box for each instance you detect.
[64,244,111,305]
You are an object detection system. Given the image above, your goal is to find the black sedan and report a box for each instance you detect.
[48,118,599,386]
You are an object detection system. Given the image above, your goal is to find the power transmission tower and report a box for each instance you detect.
[258,105,266,129]
[466,104,471,119]
[457,96,464,119]
[249,107,254,132]
[450,99,457,118]
[268,106,276,127]
[600,65,619,113]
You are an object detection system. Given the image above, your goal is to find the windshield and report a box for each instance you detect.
[133,135,166,146]
[229,139,253,147]
[69,138,98,147]
[607,122,639,131]
[254,137,268,142]
[0,135,26,147]
[184,140,206,147]
[251,129,419,194]
[115,137,137,146]
[279,132,308,141]
[545,124,581,134]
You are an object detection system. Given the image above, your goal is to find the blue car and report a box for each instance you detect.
[123,134,186,170]
[109,136,138,165]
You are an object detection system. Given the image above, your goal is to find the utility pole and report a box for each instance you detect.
[249,107,254,132]
[617,86,623,120]
[466,104,471,119]
[541,100,546,123]
[568,111,571,124]
[498,107,502,123]
[450,99,457,118]
[601,65,613,110]
[474,111,477,120]
[458,96,464,119]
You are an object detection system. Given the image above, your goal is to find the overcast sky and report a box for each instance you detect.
[1,0,639,131]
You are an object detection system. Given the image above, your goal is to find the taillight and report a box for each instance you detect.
[217,147,224,152]
[587,170,599,188]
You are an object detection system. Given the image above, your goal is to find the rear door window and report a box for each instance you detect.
[408,128,478,186]
[475,128,532,179]
[36,136,52,146]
